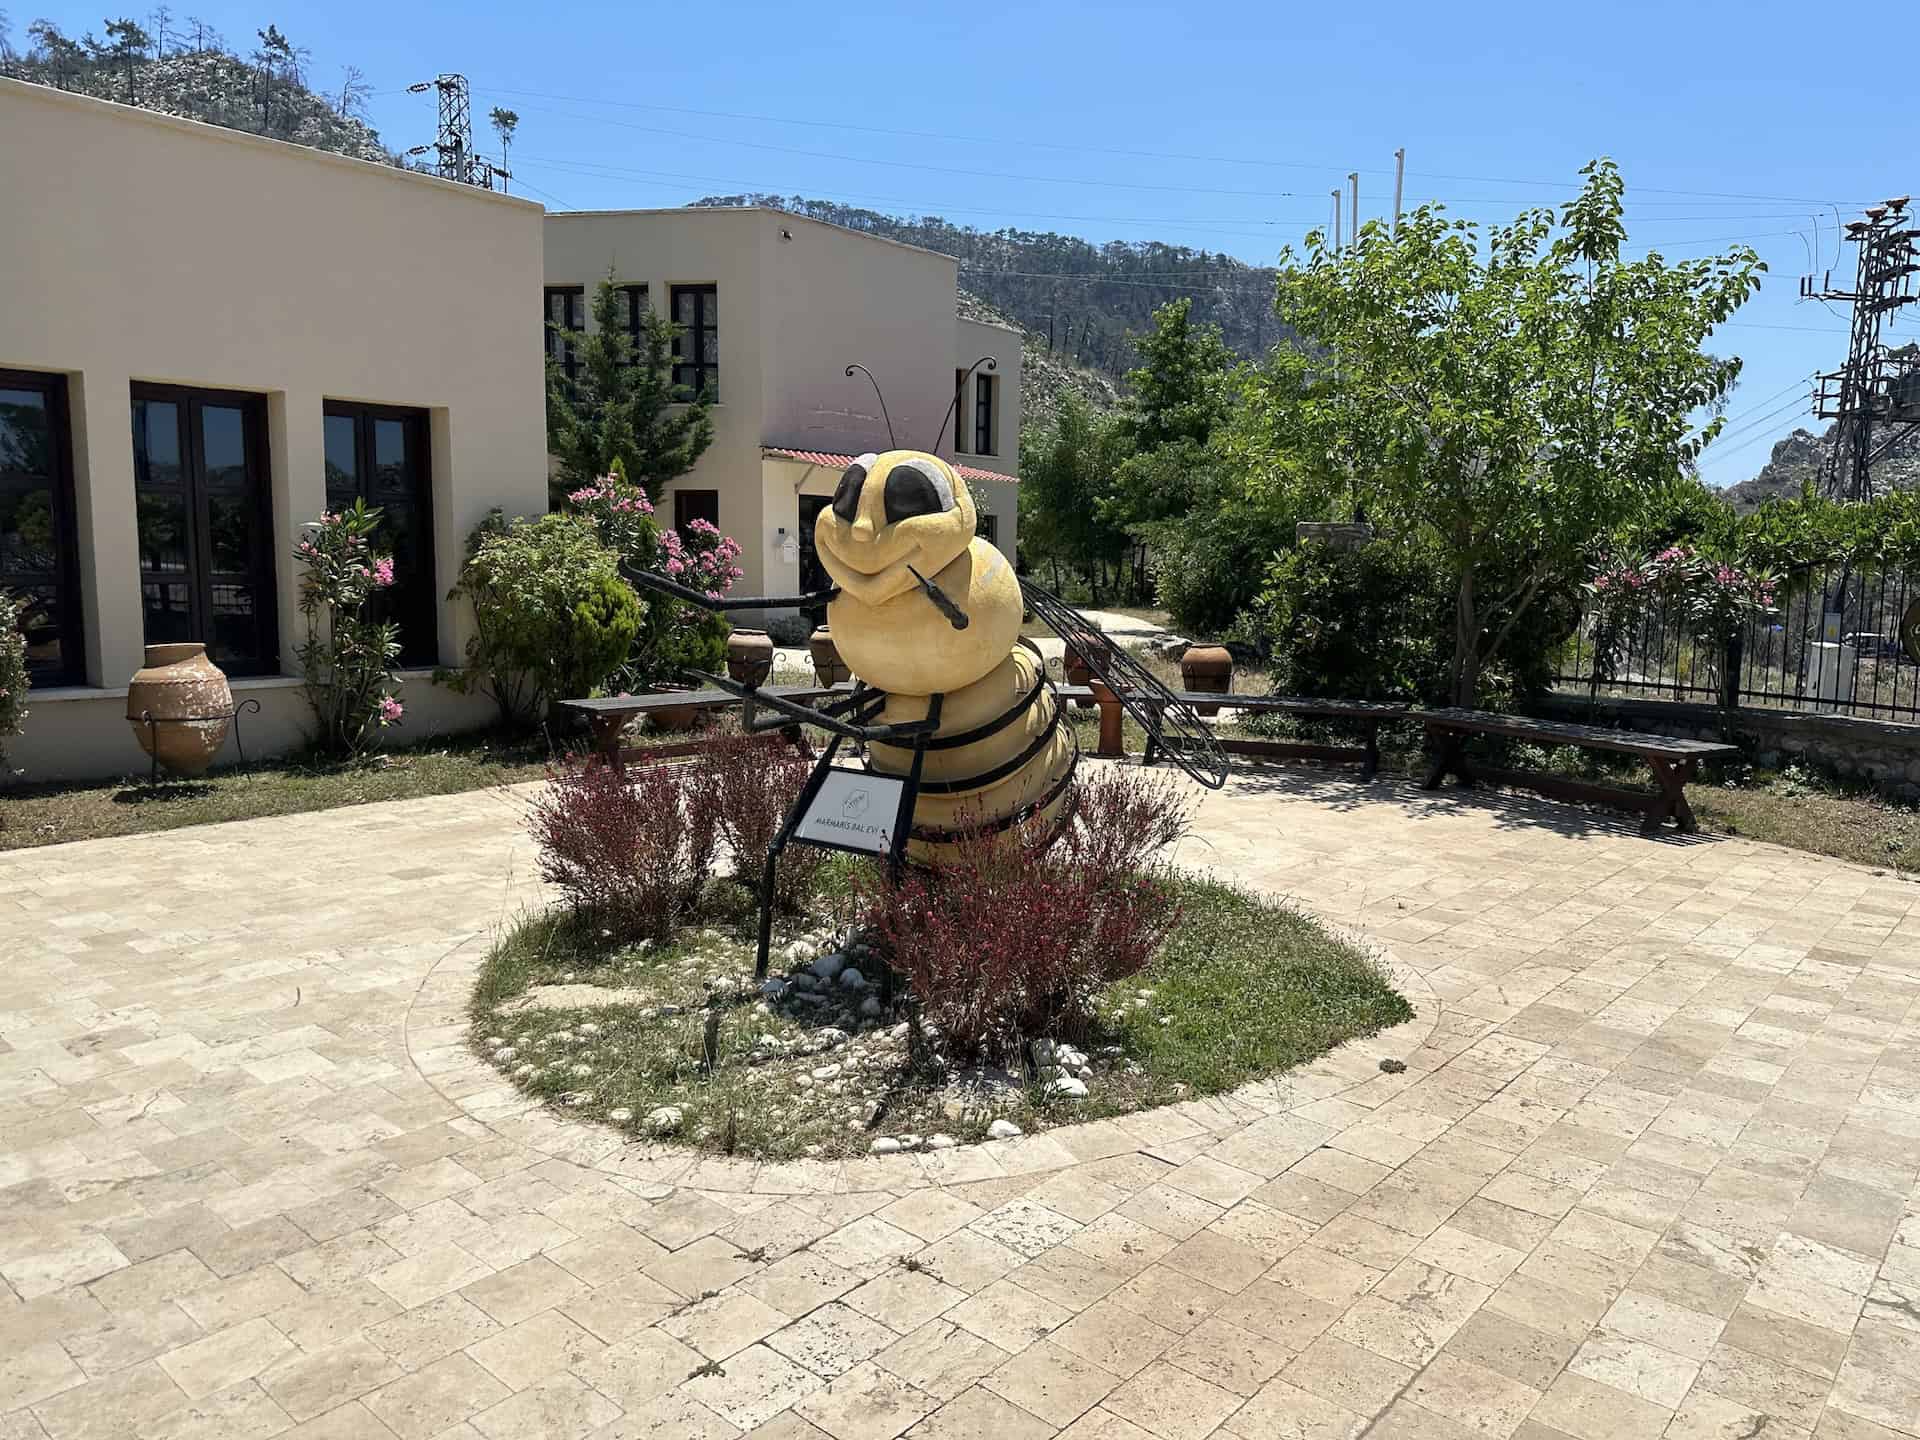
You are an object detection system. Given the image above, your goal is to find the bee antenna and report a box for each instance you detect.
[843,364,896,449]
[930,356,997,456]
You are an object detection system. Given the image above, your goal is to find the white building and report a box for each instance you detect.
[543,208,1020,632]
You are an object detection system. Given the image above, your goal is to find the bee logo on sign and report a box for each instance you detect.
[793,767,905,857]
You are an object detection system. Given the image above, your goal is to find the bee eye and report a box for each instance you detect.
[831,461,866,523]
[883,460,954,525]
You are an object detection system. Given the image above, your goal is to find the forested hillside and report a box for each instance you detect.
[0,14,399,163]
[693,194,1285,379]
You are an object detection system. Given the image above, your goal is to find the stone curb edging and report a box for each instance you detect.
[403,911,1441,1197]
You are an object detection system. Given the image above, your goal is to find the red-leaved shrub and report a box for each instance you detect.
[698,734,825,910]
[861,768,1192,1060]
[528,759,717,940]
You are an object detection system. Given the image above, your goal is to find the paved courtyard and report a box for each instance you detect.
[2,765,1919,1440]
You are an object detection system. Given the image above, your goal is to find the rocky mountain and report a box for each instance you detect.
[957,290,1119,426]
[1,26,400,165]
[1721,423,1920,511]
[693,194,1285,380]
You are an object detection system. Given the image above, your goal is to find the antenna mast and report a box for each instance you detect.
[1800,196,1920,501]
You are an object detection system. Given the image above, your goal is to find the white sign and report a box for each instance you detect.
[1823,610,1844,645]
[793,768,904,856]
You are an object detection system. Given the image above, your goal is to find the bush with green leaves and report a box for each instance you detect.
[445,511,643,729]
[0,590,29,769]
[294,501,405,756]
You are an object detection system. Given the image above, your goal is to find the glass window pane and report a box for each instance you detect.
[133,400,183,487]
[373,419,410,499]
[324,414,359,504]
[703,288,717,323]
[137,491,190,573]
[201,406,248,489]
[673,289,694,324]
[704,329,719,368]
[17,583,66,677]
[209,583,262,667]
[0,389,51,477]
[141,580,193,645]
[0,479,58,575]
[207,494,258,574]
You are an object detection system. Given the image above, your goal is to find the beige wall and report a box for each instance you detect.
[0,79,550,780]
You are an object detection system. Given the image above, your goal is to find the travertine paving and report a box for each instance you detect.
[3,764,1920,1440]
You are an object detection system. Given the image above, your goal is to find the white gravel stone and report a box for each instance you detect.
[645,1105,684,1135]
[926,1134,956,1150]
[608,1108,633,1123]
[869,1137,903,1155]
[1044,1076,1089,1099]
[987,1119,1024,1140]
[811,1064,842,1081]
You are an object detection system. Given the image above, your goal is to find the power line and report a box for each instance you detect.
[471,83,1873,208]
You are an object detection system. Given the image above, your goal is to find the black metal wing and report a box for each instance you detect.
[1021,579,1228,791]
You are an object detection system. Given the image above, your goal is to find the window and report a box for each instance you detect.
[324,402,436,666]
[545,285,584,382]
[673,489,719,532]
[953,369,968,453]
[976,512,999,546]
[619,283,649,363]
[670,284,719,400]
[131,384,277,675]
[974,373,996,457]
[0,369,82,685]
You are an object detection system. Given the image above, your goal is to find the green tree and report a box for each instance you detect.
[26,19,86,86]
[1017,394,1132,600]
[100,16,149,101]
[1264,160,1762,706]
[488,106,518,189]
[546,270,715,505]
[1105,298,1237,532]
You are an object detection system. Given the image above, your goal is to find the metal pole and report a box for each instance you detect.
[1349,173,1359,249]
[1331,190,1342,251]
[1393,148,1405,235]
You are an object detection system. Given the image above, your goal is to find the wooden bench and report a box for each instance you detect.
[1124,691,1411,779]
[1420,708,1739,834]
[562,686,844,767]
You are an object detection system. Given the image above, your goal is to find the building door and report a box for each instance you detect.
[797,495,830,621]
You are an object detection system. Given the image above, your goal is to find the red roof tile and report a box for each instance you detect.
[763,447,1019,486]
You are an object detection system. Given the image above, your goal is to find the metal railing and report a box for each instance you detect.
[1556,563,1920,722]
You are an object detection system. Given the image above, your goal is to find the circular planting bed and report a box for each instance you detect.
[468,866,1410,1161]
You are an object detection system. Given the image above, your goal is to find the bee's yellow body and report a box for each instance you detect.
[813,450,1075,860]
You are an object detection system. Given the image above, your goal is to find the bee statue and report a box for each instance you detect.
[625,357,1225,975]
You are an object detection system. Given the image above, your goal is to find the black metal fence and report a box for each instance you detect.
[1556,562,1920,723]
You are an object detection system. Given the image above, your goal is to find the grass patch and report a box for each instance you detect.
[1688,767,1920,875]
[0,719,740,852]
[468,873,1409,1162]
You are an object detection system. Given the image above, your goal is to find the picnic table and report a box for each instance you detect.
[1124,691,1411,779]
[1420,708,1739,834]
[561,685,847,766]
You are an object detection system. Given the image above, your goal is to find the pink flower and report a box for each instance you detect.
[378,696,404,725]
[372,557,395,588]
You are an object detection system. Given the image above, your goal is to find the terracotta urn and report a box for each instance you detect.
[726,629,775,688]
[646,685,703,734]
[808,626,851,688]
[126,643,233,777]
[1063,645,1096,708]
[1180,643,1234,717]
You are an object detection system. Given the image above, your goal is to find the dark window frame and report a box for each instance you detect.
[669,284,719,400]
[974,373,995,457]
[976,512,999,546]
[544,285,585,383]
[0,368,84,686]
[130,381,278,676]
[953,368,968,453]
[618,283,650,364]
[673,488,720,533]
[323,401,437,667]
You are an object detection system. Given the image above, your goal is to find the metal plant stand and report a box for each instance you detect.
[134,696,262,785]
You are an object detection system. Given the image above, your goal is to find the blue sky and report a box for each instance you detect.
[28,0,1916,488]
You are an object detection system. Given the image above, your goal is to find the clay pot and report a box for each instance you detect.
[1063,646,1096,708]
[726,629,775,688]
[1180,644,1234,717]
[808,626,851,688]
[647,686,703,733]
[126,643,233,777]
